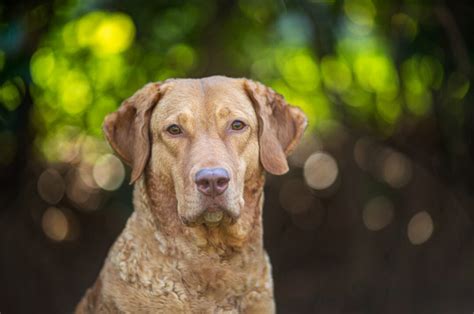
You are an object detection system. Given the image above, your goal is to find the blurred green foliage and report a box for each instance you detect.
[0,0,471,164]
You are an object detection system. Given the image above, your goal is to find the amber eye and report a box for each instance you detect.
[231,120,246,131]
[166,124,182,135]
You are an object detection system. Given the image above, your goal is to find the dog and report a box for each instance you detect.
[76,76,307,313]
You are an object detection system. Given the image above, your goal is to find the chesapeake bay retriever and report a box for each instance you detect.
[76,76,307,313]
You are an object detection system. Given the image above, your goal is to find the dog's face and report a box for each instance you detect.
[148,78,260,225]
[103,76,306,229]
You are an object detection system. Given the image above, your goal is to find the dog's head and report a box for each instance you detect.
[103,76,306,228]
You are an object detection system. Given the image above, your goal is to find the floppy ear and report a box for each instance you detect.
[244,80,308,175]
[103,82,161,184]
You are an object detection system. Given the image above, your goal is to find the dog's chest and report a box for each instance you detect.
[107,230,270,312]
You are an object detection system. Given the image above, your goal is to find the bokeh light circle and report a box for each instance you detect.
[41,207,69,241]
[304,152,339,190]
[379,150,412,188]
[93,154,125,191]
[37,168,65,204]
[362,196,394,231]
[407,211,434,245]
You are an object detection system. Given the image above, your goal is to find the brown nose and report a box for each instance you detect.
[195,168,230,197]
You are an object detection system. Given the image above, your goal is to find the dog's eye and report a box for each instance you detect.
[230,120,246,131]
[166,124,182,135]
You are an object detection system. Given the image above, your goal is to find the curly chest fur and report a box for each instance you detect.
[96,220,273,313]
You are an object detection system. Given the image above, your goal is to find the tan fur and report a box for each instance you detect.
[76,76,307,313]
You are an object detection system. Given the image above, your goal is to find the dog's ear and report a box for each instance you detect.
[103,82,161,184]
[244,79,308,175]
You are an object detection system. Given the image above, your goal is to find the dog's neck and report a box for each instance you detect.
[130,171,266,259]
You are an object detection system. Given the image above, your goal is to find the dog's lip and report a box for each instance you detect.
[203,210,224,224]
[181,204,239,227]
[202,205,225,225]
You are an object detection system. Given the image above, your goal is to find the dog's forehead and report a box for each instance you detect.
[158,77,254,116]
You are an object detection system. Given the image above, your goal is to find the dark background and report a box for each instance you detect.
[1,0,474,313]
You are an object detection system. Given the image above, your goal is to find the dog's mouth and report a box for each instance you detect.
[203,210,224,225]
[182,205,239,228]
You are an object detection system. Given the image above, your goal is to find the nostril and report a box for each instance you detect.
[217,178,229,187]
[214,175,230,195]
[196,179,210,193]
